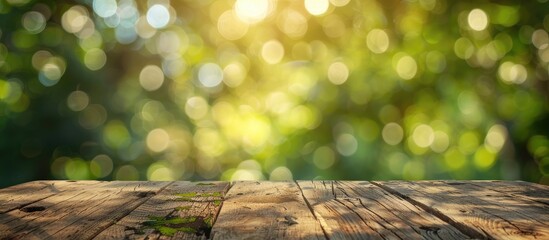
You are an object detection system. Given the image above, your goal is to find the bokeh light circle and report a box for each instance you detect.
[198,63,224,88]
[147,4,170,29]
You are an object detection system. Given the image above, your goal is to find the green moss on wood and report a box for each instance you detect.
[175,206,192,211]
[176,192,199,198]
[143,216,196,226]
[141,216,199,236]
[174,192,224,201]
[210,192,223,197]
[204,216,213,228]
[158,226,195,236]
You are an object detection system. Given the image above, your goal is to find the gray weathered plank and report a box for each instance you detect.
[0,180,103,214]
[375,181,549,239]
[94,181,229,240]
[210,181,326,239]
[297,181,469,239]
[0,181,170,240]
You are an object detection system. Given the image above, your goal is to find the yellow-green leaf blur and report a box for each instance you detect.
[1,0,549,186]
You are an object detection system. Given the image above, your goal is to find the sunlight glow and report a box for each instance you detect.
[147,4,170,29]
[468,9,488,31]
[327,61,349,85]
[367,29,389,54]
[277,9,308,39]
[198,63,224,87]
[412,124,435,148]
[395,55,417,80]
[185,96,209,120]
[330,0,350,7]
[139,65,164,91]
[146,128,170,152]
[234,0,270,24]
[4,0,545,183]
[498,61,527,84]
[261,40,285,64]
[485,124,507,153]
[218,10,249,40]
[305,0,330,16]
[93,0,117,18]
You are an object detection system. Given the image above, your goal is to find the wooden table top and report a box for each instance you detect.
[0,180,547,239]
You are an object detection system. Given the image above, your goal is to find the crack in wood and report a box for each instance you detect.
[476,207,540,238]
[334,198,392,240]
[468,182,549,207]
[356,197,405,240]
[210,181,232,231]
[1,181,101,215]
[295,180,330,240]
[85,181,176,240]
[20,206,46,212]
[370,181,490,240]
[3,181,547,239]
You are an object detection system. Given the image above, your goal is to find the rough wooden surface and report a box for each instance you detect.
[374,181,549,239]
[0,180,102,214]
[94,181,229,240]
[297,181,468,239]
[0,181,170,239]
[0,180,547,240]
[210,181,325,239]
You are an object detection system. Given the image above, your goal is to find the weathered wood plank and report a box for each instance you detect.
[468,180,549,205]
[1,180,547,240]
[210,181,326,240]
[375,181,549,239]
[0,181,171,240]
[93,181,229,240]
[0,180,113,237]
[0,180,103,214]
[297,181,469,239]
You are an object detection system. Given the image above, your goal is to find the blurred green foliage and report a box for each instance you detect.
[1,0,549,187]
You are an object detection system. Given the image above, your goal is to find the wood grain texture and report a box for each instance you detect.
[210,181,326,240]
[0,180,103,214]
[0,181,170,240]
[297,181,468,239]
[1,180,548,240]
[469,180,549,205]
[94,181,229,240]
[375,181,549,240]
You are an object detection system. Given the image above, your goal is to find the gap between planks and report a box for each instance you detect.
[297,181,472,239]
[0,181,175,240]
[89,181,176,239]
[101,181,481,240]
[93,181,229,240]
[295,180,330,240]
[210,181,326,239]
[3,181,547,240]
[369,181,485,239]
[210,181,234,231]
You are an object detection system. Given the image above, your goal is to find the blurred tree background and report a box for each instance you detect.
[1,0,549,187]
